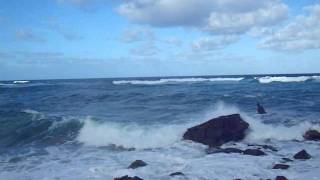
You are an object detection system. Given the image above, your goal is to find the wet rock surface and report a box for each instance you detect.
[243,149,266,156]
[114,175,143,180]
[183,114,249,147]
[293,150,311,160]
[272,164,290,169]
[303,130,320,141]
[128,160,148,169]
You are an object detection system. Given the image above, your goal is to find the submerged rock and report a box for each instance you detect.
[275,176,288,180]
[183,114,249,147]
[272,164,290,169]
[293,149,311,160]
[169,172,185,177]
[114,175,143,180]
[243,149,266,156]
[248,144,278,152]
[128,160,148,169]
[257,102,266,114]
[281,158,293,163]
[206,147,243,154]
[303,130,320,141]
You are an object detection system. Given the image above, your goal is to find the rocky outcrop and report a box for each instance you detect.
[272,164,290,169]
[206,147,243,154]
[128,160,148,169]
[248,144,278,152]
[114,175,143,180]
[303,130,320,141]
[293,150,311,160]
[169,172,185,177]
[183,114,249,147]
[257,102,266,114]
[243,149,266,156]
[275,176,288,180]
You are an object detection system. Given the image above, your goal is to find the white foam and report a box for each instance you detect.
[203,102,320,142]
[22,109,45,121]
[77,117,188,149]
[13,80,30,84]
[77,102,320,149]
[256,76,320,83]
[113,77,244,85]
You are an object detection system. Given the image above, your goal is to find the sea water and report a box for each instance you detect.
[0,74,320,180]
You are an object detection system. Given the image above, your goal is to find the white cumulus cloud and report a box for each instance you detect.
[192,35,239,51]
[118,0,288,35]
[259,4,320,52]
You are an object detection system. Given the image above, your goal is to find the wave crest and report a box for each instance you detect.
[76,102,320,149]
[113,77,244,85]
[256,76,320,83]
[77,118,187,149]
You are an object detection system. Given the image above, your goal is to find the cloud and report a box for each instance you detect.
[15,30,46,42]
[118,0,288,35]
[259,4,320,52]
[165,37,182,46]
[47,18,83,41]
[130,41,159,56]
[205,1,288,34]
[192,35,239,51]
[121,27,154,43]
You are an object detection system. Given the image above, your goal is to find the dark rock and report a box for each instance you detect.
[261,145,277,152]
[169,172,185,176]
[281,158,293,163]
[243,149,266,156]
[206,147,243,154]
[128,160,148,169]
[248,144,277,152]
[275,176,288,180]
[272,164,290,169]
[303,130,320,141]
[293,150,311,160]
[257,102,266,114]
[183,114,249,147]
[114,175,143,180]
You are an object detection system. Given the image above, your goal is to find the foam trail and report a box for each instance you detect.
[256,76,320,83]
[113,77,244,85]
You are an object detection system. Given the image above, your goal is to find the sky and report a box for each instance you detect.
[0,0,319,80]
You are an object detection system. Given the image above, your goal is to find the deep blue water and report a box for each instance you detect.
[0,74,320,179]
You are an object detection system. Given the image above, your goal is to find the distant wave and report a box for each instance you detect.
[113,77,244,85]
[256,76,320,84]
[13,80,30,84]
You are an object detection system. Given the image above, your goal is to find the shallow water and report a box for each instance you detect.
[0,74,320,179]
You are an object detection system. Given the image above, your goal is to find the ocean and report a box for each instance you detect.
[0,74,320,180]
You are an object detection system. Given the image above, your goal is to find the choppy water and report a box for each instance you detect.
[0,74,320,180]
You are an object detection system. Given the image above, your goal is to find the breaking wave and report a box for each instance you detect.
[13,80,30,84]
[77,118,188,149]
[256,76,320,84]
[113,77,244,85]
[76,102,320,149]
